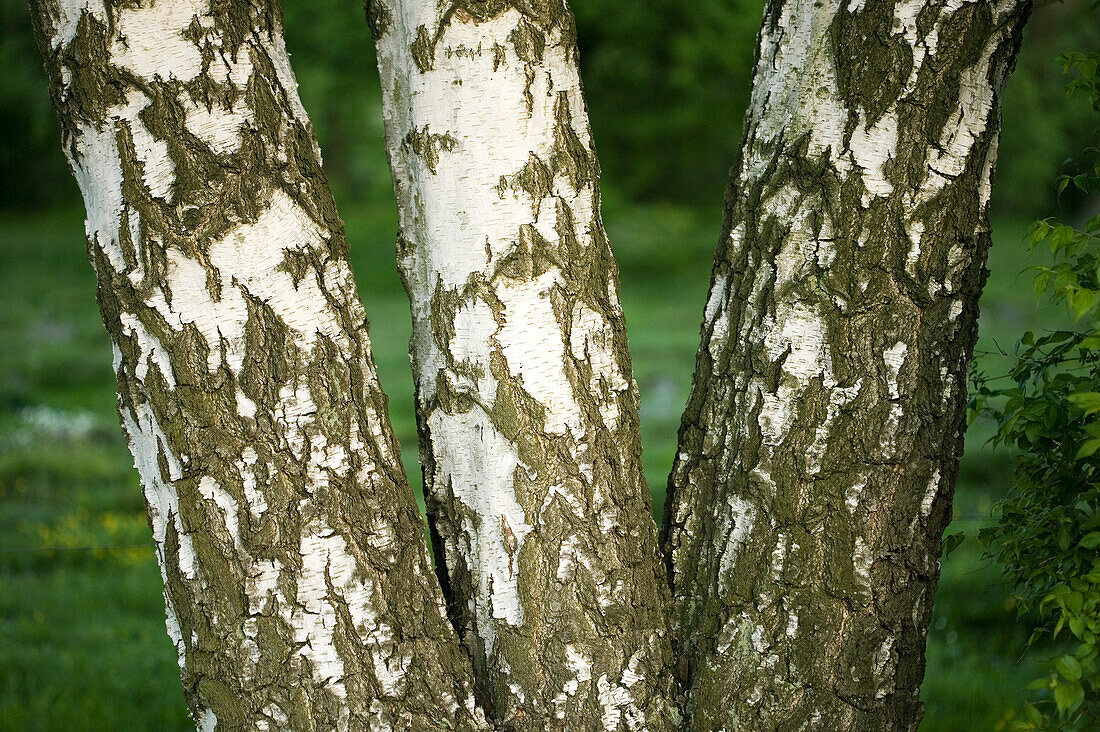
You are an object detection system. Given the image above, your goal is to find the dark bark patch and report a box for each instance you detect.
[831,0,914,126]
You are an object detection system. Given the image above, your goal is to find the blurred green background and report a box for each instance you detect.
[1,1,1098,729]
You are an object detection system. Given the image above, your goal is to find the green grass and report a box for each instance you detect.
[0,203,1057,729]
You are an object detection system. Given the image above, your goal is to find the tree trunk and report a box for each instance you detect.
[367,1,678,728]
[662,0,1030,728]
[28,1,485,728]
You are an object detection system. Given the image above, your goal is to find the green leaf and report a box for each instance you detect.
[1078,335,1100,349]
[1076,438,1100,459]
[1057,654,1083,681]
[1051,225,1076,252]
[1068,392,1100,415]
[1081,532,1100,549]
[1029,221,1052,248]
[1070,287,1095,319]
[1034,270,1051,299]
[1070,616,1086,638]
[1053,681,1084,714]
[942,531,965,557]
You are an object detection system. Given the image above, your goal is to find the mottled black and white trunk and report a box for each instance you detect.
[368,1,677,728]
[29,1,486,728]
[663,0,1030,728]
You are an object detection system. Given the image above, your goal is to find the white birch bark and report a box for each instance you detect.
[367,1,678,728]
[29,1,486,728]
[663,0,1031,728]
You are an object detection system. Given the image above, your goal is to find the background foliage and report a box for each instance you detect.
[4,0,1097,215]
[0,0,1098,729]
[972,46,1100,729]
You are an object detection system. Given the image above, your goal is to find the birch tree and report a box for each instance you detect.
[368,1,676,728]
[662,0,1032,728]
[28,1,484,729]
[29,0,1035,729]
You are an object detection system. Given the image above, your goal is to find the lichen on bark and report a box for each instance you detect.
[29,0,486,728]
[662,0,1031,729]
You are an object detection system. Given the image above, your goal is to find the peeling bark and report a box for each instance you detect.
[663,0,1031,728]
[367,1,678,728]
[28,0,486,728]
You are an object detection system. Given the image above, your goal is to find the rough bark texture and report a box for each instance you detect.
[367,1,678,729]
[662,0,1030,728]
[29,1,486,728]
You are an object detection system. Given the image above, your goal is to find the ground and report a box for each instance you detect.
[0,200,1056,730]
